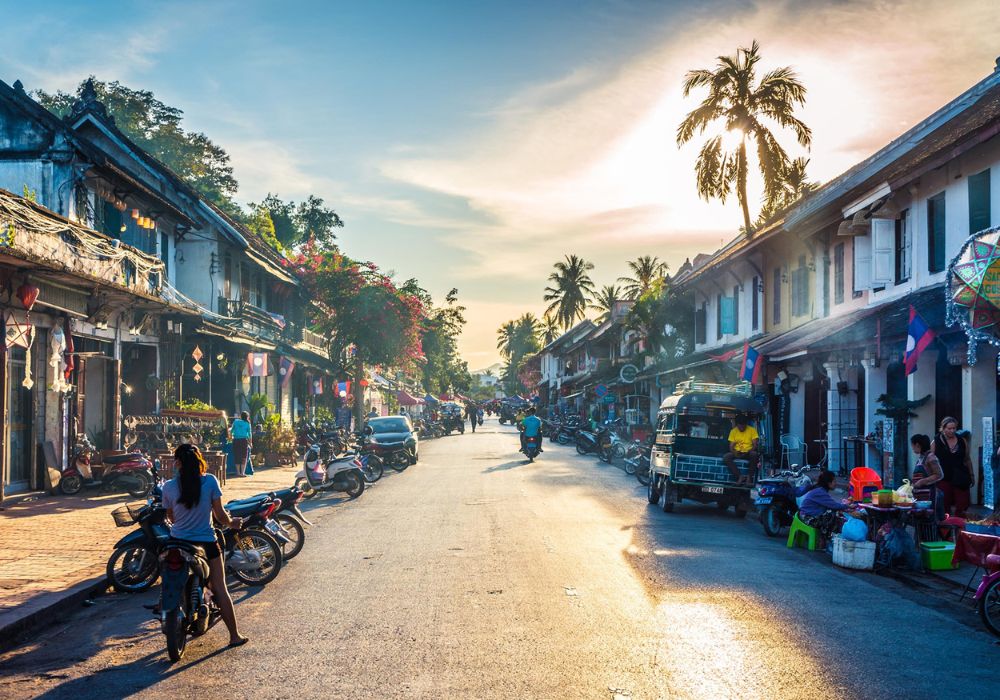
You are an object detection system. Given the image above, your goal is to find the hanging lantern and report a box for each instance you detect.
[946,224,1000,366]
[16,281,39,310]
[131,209,140,220]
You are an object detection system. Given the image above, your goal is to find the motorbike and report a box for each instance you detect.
[227,486,310,560]
[158,538,214,662]
[575,427,600,455]
[521,434,542,463]
[556,418,582,445]
[622,439,652,482]
[975,553,1000,638]
[295,444,366,499]
[754,466,815,537]
[220,511,284,586]
[107,498,169,593]
[60,437,153,498]
[597,420,626,464]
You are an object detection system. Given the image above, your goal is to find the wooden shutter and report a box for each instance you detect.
[871,219,895,286]
[969,169,991,235]
[854,234,872,292]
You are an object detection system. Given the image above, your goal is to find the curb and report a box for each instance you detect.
[0,575,109,653]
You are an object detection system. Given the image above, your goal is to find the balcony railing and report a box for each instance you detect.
[218,297,329,350]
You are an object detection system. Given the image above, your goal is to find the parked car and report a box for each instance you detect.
[366,415,420,465]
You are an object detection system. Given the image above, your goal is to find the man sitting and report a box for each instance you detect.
[520,407,543,453]
[723,414,758,485]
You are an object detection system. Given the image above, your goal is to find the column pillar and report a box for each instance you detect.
[963,347,995,505]
[908,350,937,443]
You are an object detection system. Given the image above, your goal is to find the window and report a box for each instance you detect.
[223,254,233,298]
[751,276,759,331]
[716,293,723,340]
[927,192,946,273]
[160,232,169,281]
[791,255,809,317]
[895,209,911,284]
[695,303,707,345]
[833,243,844,304]
[772,267,782,325]
[732,285,740,335]
[969,169,991,235]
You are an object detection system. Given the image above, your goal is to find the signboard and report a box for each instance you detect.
[983,416,995,510]
[594,384,608,398]
[603,394,616,404]
[619,364,638,384]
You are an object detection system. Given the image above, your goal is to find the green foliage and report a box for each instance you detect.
[420,288,472,395]
[590,284,621,323]
[35,78,239,213]
[875,393,931,419]
[314,406,335,424]
[175,398,217,412]
[496,313,542,395]
[257,414,296,457]
[22,185,37,202]
[625,279,693,360]
[245,203,283,252]
[618,256,668,300]
[246,392,275,424]
[676,41,811,234]
[544,255,596,329]
[249,193,344,250]
[296,195,343,246]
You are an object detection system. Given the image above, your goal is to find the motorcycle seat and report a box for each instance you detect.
[227,495,269,509]
[163,539,207,560]
[986,554,1000,571]
[227,499,272,517]
[103,453,144,465]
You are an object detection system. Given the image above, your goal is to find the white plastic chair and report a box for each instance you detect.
[779,434,805,470]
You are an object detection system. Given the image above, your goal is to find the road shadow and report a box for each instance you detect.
[482,459,530,473]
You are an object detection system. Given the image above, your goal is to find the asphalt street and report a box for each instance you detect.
[0,417,997,699]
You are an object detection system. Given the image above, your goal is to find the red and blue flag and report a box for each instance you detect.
[904,306,935,376]
[739,342,762,384]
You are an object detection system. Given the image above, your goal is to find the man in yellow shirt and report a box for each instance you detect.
[724,414,759,485]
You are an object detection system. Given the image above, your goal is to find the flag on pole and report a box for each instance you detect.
[904,306,935,376]
[246,352,269,377]
[739,341,762,384]
[279,356,295,388]
[337,381,351,397]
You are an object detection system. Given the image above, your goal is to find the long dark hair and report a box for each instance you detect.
[175,444,207,508]
[816,469,836,491]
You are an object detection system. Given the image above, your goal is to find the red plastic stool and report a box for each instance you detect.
[849,467,883,502]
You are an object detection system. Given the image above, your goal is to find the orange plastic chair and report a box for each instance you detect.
[849,467,883,502]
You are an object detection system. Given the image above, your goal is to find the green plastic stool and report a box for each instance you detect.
[787,513,818,550]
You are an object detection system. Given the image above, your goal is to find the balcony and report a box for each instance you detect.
[218,297,286,342]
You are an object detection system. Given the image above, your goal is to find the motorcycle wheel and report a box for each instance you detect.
[614,445,629,471]
[978,577,1000,638]
[344,471,365,499]
[557,433,570,445]
[107,545,159,593]
[575,442,588,455]
[388,452,409,472]
[294,477,318,499]
[164,609,187,662]
[123,472,152,499]
[60,475,83,495]
[231,530,283,586]
[762,505,785,537]
[274,513,306,560]
[636,462,651,486]
[363,456,384,483]
[598,445,612,463]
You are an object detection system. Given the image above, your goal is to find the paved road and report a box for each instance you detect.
[1,418,996,699]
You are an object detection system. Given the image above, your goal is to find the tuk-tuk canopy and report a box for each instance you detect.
[658,391,764,416]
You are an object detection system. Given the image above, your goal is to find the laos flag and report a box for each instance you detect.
[904,306,935,376]
[739,342,762,384]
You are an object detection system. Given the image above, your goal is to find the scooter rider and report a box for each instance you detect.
[520,407,543,453]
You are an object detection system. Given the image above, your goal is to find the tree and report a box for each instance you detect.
[497,320,518,360]
[35,78,240,215]
[296,195,343,247]
[245,203,282,252]
[618,256,668,300]
[419,288,472,395]
[591,284,622,322]
[754,156,819,228]
[287,244,425,424]
[540,314,560,345]
[495,314,542,395]
[544,255,595,329]
[625,279,694,361]
[256,194,299,247]
[676,41,811,234]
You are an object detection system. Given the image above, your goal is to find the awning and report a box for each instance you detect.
[397,390,423,406]
[423,393,440,404]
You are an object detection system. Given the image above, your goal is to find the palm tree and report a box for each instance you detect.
[618,257,668,300]
[591,284,621,322]
[676,40,811,234]
[544,255,596,329]
[496,320,517,359]
[540,314,560,345]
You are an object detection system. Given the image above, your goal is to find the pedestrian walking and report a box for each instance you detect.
[931,417,975,518]
[231,411,252,478]
[466,403,478,433]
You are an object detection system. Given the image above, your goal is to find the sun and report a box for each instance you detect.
[719,128,745,151]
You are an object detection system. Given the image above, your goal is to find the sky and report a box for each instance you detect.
[2,0,999,369]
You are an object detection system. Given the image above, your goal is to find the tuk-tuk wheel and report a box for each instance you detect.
[647,475,660,504]
[661,482,675,513]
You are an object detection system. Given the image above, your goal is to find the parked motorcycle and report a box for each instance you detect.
[556,418,582,445]
[227,486,310,560]
[623,439,652,482]
[295,445,366,499]
[975,553,1000,638]
[107,499,168,593]
[754,466,815,537]
[158,538,213,662]
[575,427,600,455]
[60,437,153,498]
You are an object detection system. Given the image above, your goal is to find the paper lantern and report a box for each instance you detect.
[16,282,39,310]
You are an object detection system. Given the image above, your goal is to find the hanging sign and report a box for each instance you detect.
[594,384,608,398]
[984,416,995,510]
[619,364,638,384]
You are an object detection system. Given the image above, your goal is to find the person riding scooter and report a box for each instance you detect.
[519,407,543,454]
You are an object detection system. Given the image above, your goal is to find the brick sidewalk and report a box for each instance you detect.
[0,463,301,645]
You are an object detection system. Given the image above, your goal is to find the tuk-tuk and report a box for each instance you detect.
[647,380,765,516]
[440,402,465,435]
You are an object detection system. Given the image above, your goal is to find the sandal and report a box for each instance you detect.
[228,636,249,648]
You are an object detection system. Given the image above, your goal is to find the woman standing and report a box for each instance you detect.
[931,417,975,518]
[161,444,248,648]
[911,434,944,521]
[231,411,252,478]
